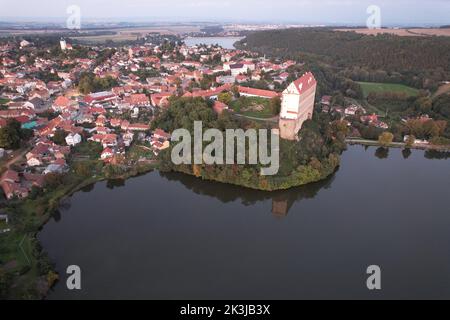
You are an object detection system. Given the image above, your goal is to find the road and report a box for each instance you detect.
[233,113,279,123]
[3,147,31,170]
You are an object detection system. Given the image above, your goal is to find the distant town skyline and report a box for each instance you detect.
[1,0,449,26]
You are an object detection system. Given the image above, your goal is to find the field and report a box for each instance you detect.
[0,25,201,43]
[358,82,420,98]
[335,28,450,37]
[71,26,200,43]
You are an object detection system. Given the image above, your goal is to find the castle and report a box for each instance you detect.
[279,72,317,140]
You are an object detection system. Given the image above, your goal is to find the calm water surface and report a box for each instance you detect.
[39,146,450,299]
[184,37,244,49]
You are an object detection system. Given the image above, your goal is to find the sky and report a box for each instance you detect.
[0,0,449,26]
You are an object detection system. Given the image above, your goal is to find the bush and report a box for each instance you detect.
[430,136,450,146]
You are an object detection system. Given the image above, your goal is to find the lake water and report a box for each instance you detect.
[184,37,244,49]
[39,146,450,300]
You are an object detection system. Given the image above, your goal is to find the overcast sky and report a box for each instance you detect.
[1,0,449,25]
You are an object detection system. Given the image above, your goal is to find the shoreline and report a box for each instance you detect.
[346,138,450,152]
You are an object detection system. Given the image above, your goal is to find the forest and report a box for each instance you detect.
[236,28,450,91]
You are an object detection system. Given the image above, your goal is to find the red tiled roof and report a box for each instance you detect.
[53,96,71,107]
[1,170,19,183]
[237,86,279,99]
[292,72,317,95]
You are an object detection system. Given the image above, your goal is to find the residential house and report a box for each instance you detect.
[65,133,82,147]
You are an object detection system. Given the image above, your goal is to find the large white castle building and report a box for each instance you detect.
[279,72,317,140]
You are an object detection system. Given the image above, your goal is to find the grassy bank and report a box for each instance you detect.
[357,82,420,98]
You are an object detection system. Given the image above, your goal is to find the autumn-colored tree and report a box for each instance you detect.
[193,165,202,178]
[378,132,394,147]
[218,92,233,105]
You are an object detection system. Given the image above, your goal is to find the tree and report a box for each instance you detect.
[44,173,64,190]
[51,130,68,146]
[0,120,26,150]
[269,96,281,115]
[78,72,118,94]
[218,92,233,105]
[0,126,20,149]
[378,132,394,147]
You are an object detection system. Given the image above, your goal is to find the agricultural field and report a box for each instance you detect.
[358,82,420,98]
[335,28,450,37]
[71,25,200,43]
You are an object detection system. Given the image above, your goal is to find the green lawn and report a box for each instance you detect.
[358,82,419,98]
[230,96,275,119]
[0,98,10,105]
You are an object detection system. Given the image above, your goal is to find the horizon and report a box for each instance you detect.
[0,0,449,26]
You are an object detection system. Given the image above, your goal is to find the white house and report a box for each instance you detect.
[27,157,43,167]
[65,133,82,147]
[230,63,248,77]
[44,164,66,175]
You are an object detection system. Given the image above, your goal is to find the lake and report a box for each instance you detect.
[39,146,450,300]
[184,37,244,49]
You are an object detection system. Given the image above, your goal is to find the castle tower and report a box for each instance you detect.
[60,38,67,51]
[279,72,317,140]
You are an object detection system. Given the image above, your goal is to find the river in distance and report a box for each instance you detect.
[38,145,450,300]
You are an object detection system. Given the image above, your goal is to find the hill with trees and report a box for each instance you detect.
[236,28,450,91]
[154,97,346,191]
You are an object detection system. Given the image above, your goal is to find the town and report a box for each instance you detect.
[0,35,307,202]
[0,33,448,203]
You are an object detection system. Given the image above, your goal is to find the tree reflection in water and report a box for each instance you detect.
[159,170,337,217]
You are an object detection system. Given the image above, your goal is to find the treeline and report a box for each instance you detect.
[236,28,450,90]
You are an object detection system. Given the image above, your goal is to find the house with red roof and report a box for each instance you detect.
[89,134,118,148]
[101,148,114,160]
[52,96,77,112]
[150,92,172,108]
[153,129,171,141]
[1,170,19,184]
[213,101,229,115]
[1,170,28,200]
[124,94,150,106]
[110,118,122,127]
[127,123,150,131]
[84,91,117,105]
